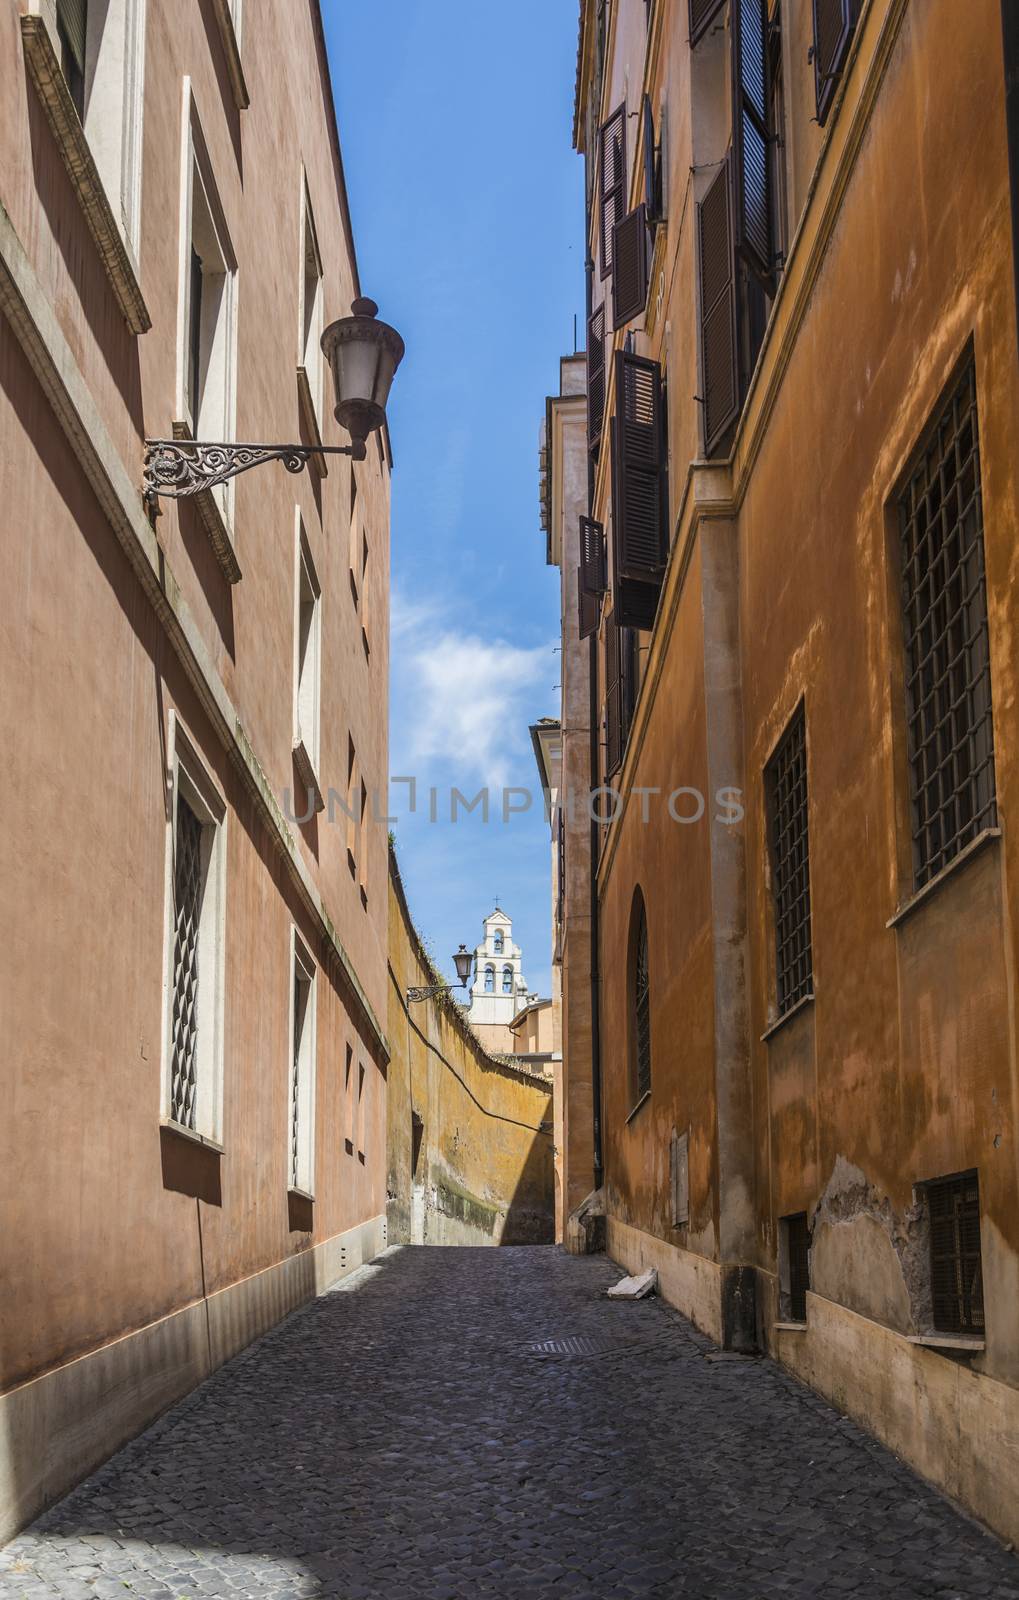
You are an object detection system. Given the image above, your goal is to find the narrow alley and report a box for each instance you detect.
[3,1248,1017,1600]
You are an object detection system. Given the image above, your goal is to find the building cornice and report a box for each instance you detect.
[0,199,389,1062]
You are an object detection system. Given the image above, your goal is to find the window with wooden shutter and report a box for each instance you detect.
[732,0,773,288]
[925,1172,984,1335]
[604,621,623,778]
[612,204,650,330]
[578,568,600,640]
[689,0,726,46]
[599,104,627,281]
[630,890,652,1103]
[587,304,606,456]
[610,351,668,630]
[812,0,858,126]
[57,0,88,117]
[643,94,663,224]
[697,157,740,457]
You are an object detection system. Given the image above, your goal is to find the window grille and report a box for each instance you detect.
[926,1172,984,1335]
[765,704,812,1016]
[785,1212,810,1321]
[170,795,204,1130]
[898,356,996,889]
[633,898,652,1101]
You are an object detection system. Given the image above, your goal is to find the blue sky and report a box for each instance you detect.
[325,1,584,996]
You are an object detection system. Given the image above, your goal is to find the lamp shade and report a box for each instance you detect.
[452,945,473,988]
[321,297,404,457]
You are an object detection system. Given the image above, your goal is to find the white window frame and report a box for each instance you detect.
[160,712,228,1148]
[288,928,317,1198]
[292,509,323,798]
[297,172,325,429]
[175,81,238,521]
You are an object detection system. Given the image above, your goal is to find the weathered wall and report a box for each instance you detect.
[0,0,390,1540]
[387,849,555,1247]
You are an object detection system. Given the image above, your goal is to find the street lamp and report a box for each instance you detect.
[407,945,474,1005]
[142,297,405,502]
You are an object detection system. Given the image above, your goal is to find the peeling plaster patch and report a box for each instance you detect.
[810,1156,931,1335]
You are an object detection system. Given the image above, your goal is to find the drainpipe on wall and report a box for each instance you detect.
[585,247,604,1191]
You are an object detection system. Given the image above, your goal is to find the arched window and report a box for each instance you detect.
[502,965,513,994]
[493,929,504,954]
[484,965,495,993]
[629,889,652,1102]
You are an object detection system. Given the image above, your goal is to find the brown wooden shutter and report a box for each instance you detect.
[697,157,739,457]
[812,0,857,126]
[579,570,600,640]
[689,0,726,46]
[587,304,606,456]
[599,104,627,281]
[610,350,667,629]
[604,622,623,778]
[643,94,661,222]
[556,805,565,924]
[612,205,650,330]
[580,516,608,594]
[732,0,772,287]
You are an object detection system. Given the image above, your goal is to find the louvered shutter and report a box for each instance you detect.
[689,0,726,46]
[579,570,600,640]
[610,350,667,630]
[697,157,739,457]
[812,0,856,126]
[580,516,608,595]
[57,0,88,71]
[604,623,623,778]
[587,304,606,456]
[556,805,565,924]
[612,205,650,330]
[732,0,772,287]
[599,104,627,281]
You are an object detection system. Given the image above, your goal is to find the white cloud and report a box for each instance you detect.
[392,592,553,791]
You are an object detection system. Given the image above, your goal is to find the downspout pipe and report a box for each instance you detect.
[585,247,604,1190]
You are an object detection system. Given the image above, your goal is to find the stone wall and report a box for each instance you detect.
[387,847,555,1246]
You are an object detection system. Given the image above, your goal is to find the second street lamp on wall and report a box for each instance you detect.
[142,297,405,502]
[407,945,474,1006]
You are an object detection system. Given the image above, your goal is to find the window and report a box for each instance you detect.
[177,89,237,514]
[344,1042,354,1155]
[629,889,652,1104]
[56,0,86,117]
[897,355,996,889]
[924,1172,983,1335]
[768,5,789,269]
[345,737,358,877]
[493,930,504,954]
[765,703,813,1019]
[610,352,668,630]
[162,715,226,1145]
[349,472,360,606]
[780,1212,811,1321]
[55,0,146,250]
[297,176,324,427]
[484,965,495,994]
[598,104,626,282]
[812,0,859,128]
[293,513,322,790]
[288,931,316,1196]
[670,1128,689,1227]
[502,966,513,995]
[356,1060,366,1163]
[359,779,369,907]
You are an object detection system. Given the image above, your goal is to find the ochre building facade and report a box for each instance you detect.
[561,0,1019,1543]
[1,0,391,1539]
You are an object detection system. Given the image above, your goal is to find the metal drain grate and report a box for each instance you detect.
[525,1332,671,1361]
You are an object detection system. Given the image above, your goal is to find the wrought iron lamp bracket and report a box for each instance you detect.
[406,983,462,1004]
[142,437,364,503]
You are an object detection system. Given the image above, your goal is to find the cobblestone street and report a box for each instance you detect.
[3,1247,1018,1600]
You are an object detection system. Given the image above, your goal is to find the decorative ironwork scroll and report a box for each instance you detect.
[143,439,354,500]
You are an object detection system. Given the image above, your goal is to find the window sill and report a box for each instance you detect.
[292,737,325,813]
[625,1089,652,1125]
[209,0,250,110]
[160,1117,223,1154]
[761,990,815,1043]
[773,1321,808,1333]
[887,828,1001,930]
[907,1333,985,1353]
[20,15,150,335]
[287,1184,315,1203]
[296,365,327,476]
[172,421,242,583]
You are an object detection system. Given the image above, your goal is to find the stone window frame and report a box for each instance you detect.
[296,170,326,456]
[287,927,317,1199]
[173,81,239,568]
[159,711,228,1150]
[291,508,324,812]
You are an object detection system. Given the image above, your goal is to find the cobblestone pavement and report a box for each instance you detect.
[4,1246,1019,1600]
